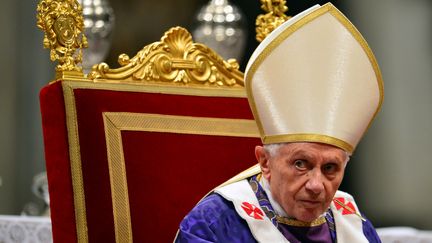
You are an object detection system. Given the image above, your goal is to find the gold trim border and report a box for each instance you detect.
[103,114,133,243]
[245,3,384,154]
[104,112,260,137]
[103,112,260,242]
[58,79,248,98]
[62,82,88,243]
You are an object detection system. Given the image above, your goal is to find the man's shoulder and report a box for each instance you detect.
[180,191,257,230]
[177,193,256,242]
[184,193,236,225]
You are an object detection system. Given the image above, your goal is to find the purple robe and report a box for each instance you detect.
[175,176,381,242]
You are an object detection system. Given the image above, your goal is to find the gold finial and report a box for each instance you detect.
[256,0,291,42]
[37,0,88,78]
[89,27,244,87]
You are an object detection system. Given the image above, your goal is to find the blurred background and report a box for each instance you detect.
[0,0,431,230]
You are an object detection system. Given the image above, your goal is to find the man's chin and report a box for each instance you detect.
[294,209,324,223]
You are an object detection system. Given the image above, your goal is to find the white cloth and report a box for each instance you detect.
[0,215,52,243]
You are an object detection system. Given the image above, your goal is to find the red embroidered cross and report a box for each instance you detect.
[241,202,264,220]
[333,197,357,215]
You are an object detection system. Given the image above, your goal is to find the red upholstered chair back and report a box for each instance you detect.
[39,27,261,243]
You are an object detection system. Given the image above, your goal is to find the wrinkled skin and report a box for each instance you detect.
[256,142,348,222]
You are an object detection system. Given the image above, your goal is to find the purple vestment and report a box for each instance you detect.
[175,176,381,242]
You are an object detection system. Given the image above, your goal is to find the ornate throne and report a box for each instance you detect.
[35,0,297,242]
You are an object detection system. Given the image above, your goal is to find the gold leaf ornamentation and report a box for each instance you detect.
[37,0,88,76]
[89,27,244,87]
[256,0,291,42]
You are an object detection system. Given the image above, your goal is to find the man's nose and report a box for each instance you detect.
[305,170,325,194]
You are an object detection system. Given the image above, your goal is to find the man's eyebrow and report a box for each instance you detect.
[281,147,345,163]
[282,148,314,160]
[324,154,345,164]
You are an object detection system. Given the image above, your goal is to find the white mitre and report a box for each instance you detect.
[245,3,383,153]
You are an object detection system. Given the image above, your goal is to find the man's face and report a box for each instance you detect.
[256,142,347,222]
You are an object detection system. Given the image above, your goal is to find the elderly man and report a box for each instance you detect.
[175,3,382,242]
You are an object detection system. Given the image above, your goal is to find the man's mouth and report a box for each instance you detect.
[298,200,322,208]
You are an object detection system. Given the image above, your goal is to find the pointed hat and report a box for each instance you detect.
[245,3,383,153]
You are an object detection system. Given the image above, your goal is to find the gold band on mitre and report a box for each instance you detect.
[245,3,383,153]
[263,134,353,154]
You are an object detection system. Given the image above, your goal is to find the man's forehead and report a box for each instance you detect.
[278,142,347,158]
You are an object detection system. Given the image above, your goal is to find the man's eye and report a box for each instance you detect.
[323,163,337,173]
[294,160,307,170]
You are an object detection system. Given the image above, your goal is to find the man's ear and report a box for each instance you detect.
[255,146,271,180]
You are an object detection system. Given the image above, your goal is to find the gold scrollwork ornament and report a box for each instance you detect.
[89,27,243,87]
[256,0,291,42]
[37,0,88,77]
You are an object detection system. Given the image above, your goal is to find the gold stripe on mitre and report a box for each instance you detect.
[263,134,354,154]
